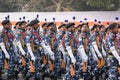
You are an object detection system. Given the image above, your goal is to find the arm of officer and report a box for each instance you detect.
[0,42,10,59]
[66,46,76,64]
[41,41,54,60]
[107,36,120,65]
[26,43,35,62]
[110,46,120,65]
[102,44,107,57]
[16,40,26,56]
[64,35,76,64]
[26,31,35,62]
[77,38,88,62]
[90,45,98,61]
[58,44,66,57]
[92,41,102,59]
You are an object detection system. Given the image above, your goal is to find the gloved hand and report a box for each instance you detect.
[0,42,10,59]
[78,45,88,62]
[26,43,35,62]
[102,45,107,57]
[66,46,76,64]
[31,55,35,62]
[71,57,76,64]
[50,53,55,61]
[92,42,102,59]
[5,53,10,59]
[16,41,26,56]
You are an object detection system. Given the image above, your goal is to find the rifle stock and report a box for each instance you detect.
[70,64,75,77]
[82,62,87,72]
[22,56,26,66]
[61,58,65,69]
[30,61,35,72]
[49,60,53,71]
[4,59,9,69]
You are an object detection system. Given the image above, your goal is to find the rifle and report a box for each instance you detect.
[20,36,26,66]
[30,60,35,72]
[4,59,9,69]
[21,55,26,66]
[30,38,35,72]
[69,37,75,77]
[70,63,75,77]
[3,34,9,69]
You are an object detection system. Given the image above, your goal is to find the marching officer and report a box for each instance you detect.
[57,23,67,76]
[0,19,26,79]
[106,23,120,79]
[62,23,76,80]
[26,19,54,80]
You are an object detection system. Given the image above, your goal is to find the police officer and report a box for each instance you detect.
[62,23,76,80]
[57,24,67,76]
[0,19,26,79]
[14,21,29,79]
[106,23,120,79]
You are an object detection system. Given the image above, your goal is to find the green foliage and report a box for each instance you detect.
[0,0,119,12]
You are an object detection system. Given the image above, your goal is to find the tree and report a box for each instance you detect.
[86,0,120,11]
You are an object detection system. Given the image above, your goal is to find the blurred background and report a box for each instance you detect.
[0,0,120,12]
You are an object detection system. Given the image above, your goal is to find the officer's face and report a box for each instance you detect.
[100,27,105,32]
[67,26,72,32]
[26,26,32,31]
[81,25,88,32]
[113,27,118,33]
[119,28,120,33]
[49,25,54,31]
[95,26,100,32]
[33,23,39,29]
[21,23,27,29]
[59,26,66,31]
[42,25,48,31]
[4,23,12,30]
[72,26,76,32]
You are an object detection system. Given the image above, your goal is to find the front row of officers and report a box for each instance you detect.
[0,19,120,80]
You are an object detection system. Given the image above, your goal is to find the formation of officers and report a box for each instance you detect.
[0,16,120,80]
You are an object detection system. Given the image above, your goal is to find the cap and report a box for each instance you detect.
[58,24,66,29]
[29,19,39,26]
[47,22,54,27]
[2,20,11,25]
[108,23,118,29]
[19,21,27,26]
[42,23,47,28]
[66,23,75,29]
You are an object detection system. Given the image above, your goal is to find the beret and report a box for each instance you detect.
[19,21,27,26]
[2,20,10,25]
[15,21,21,26]
[66,23,75,29]
[108,23,118,29]
[47,22,54,27]
[58,24,66,29]
[29,19,39,26]
[42,23,47,27]
[92,24,100,30]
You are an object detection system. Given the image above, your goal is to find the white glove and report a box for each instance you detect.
[16,41,26,56]
[41,42,50,54]
[26,43,35,62]
[41,42,54,60]
[92,42,102,59]
[58,44,66,57]
[78,45,88,62]
[0,42,10,59]
[31,55,35,62]
[110,46,120,65]
[90,45,98,61]
[102,45,106,57]
[66,46,76,64]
